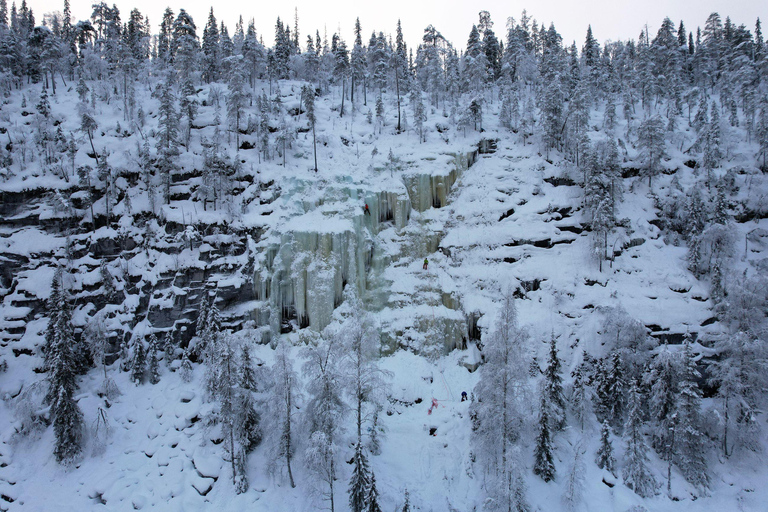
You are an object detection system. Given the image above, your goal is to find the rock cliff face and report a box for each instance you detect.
[0,130,486,365]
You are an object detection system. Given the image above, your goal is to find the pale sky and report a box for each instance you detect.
[28,0,767,53]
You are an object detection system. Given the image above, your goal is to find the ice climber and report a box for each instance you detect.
[423,258,428,270]
[364,204,370,215]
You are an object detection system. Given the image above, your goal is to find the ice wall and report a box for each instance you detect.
[252,178,410,336]
[401,149,478,212]
[251,142,483,353]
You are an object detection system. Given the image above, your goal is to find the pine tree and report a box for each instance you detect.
[333,36,349,117]
[301,84,318,171]
[595,420,616,474]
[234,446,248,494]
[147,334,160,384]
[533,396,555,482]
[172,9,198,78]
[622,381,657,498]
[349,442,372,512]
[541,78,564,157]
[702,101,721,183]
[156,74,179,204]
[227,68,247,147]
[637,115,666,188]
[163,331,175,365]
[543,335,566,431]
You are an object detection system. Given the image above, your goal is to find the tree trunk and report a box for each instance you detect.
[395,66,401,133]
[285,381,296,487]
[340,78,345,118]
[329,458,335,512]
[312,123,318,172]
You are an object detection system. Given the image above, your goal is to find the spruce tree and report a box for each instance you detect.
[544,335,566,431]
[201,8,220,82]
[180,348,193,382]
[130,340,146,385]
[533,396,555,482]
[302,84,318,171]
[52,382,84,464]
[237,346,262,452]
[349,442,372,512]
[647,347,678,457]
[595,352,626,431]
[595,420,616,474]
[622,381,657,498]
[147,334,160,384]
[366,471,383,512]
[570,361,591,431]
[674,342,709,489]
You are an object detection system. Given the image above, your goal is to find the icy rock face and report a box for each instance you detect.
[250,144,482,348]
[252,179,410,335]
[402,150,477,212]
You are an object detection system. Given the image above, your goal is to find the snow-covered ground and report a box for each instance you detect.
[0,66,767,512]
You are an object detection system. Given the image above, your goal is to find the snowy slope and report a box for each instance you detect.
[0,68,767,512]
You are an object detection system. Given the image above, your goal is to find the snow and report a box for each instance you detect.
[0,39,767,512]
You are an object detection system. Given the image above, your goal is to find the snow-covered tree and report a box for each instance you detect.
[227,68,247,147]
[622,381,657,498]
[130,338,146,385]
[595,351,627,431]
[543,335,566,431]
[637,114,666,188]
[674,341,709,489]
[302,327,346,510]
[533,395,555,482]
[595,420,616,474]
[646,347,678,457]
[266,339,300,488]
[349,441,372,512]
[147,334,160,385]
[342,299,390,447]
[471,287,531,509]
[52,381,84,464]
[155,74,179,204]
[301,84,318,171]
[365,471,383,512]
[562,442,586,511]
[570,360,592,431]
